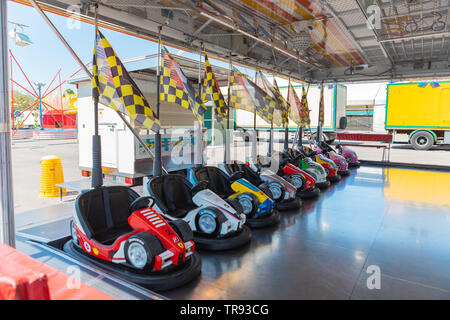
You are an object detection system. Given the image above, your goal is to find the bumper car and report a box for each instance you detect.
[336,144,360,168]
[314,142,350,176]
[188,166,280,229]
[219,161,302,211]
[65,186,202,291]
[302,146,341,183]
[250,155,320,199]
[146,174,251,251]
[284,150,330,189]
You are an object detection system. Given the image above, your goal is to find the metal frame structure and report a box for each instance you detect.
[3,0,450,244]
[10,0,450,84]
[1,0,15,246]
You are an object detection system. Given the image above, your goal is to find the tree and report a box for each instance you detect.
[64,88,75,96]
[12,90,36,111]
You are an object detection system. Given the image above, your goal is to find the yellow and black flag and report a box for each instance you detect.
[202,53,228,129]
[272,78,290,127]
[318,84,325,126]
[160,47,206,122]
[92,30,160,133]
[254,70,288,127]
[287,82,310,126]
[229,67,277,125]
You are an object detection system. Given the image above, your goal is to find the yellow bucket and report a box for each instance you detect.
[39,155,66,198]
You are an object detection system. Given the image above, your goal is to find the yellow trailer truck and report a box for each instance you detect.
[386,81,450,150]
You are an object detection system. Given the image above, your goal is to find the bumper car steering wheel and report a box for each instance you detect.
[129,196,155,214]
[191,180,209,195]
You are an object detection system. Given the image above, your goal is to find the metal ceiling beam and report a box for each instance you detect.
[381,4,450,20]
[192,19,212,37]
[355,0,393,66]
[317,0,368,63]
[196,5,324,70]
[379,31,450,43]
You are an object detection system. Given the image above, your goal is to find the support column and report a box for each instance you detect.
[0,0,15,246]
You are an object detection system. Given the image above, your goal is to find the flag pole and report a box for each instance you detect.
[252,109,257,162]
[225,51,232,164]
[194,43,204,167]
[291,84,300,149]
[153,25,163,177]
[91,4,103,188]
[252,67,258,162]
[317,81,324,143]
[267,72,274,157]
[293,60,302,149]
[297,83,311,147]
[283,75,290,152]
[297,83,304,149]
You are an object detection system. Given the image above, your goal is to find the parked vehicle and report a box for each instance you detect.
[386,81,450,150]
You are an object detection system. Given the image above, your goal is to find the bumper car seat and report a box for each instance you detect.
[147,174,251,251]
[223,162,301,211]
[191,166,280,229]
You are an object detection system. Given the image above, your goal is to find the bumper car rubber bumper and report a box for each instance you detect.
[246,210,281,229]
[194,225,252,251]
[348,162,360,168]
[338,170,350,177]
[328,175,341,183]
[275,197,302,211]
[297,187,320,199]
[63,240,202,292]
[316,180,331,189]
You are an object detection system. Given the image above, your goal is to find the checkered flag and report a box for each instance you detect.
[160,47,206,122]
[272,78,290,127]
[287,82,310,126]
[254,70,288,127]
[201,53,228,129]
[318,84,324,126]
[229,67,276,125]
[92,30,160,133]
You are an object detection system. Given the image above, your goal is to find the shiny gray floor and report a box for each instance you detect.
[164,166,450,300]
[15,166,450,299]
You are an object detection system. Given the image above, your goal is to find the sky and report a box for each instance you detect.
[7,1,258,100]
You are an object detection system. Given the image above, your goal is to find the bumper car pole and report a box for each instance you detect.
[195,44,203,168]
[282,77,290,153]
[153,26,163,177]
[298,126,303,148]
[268,120,273,157]
[225,52,232,164]
[283,125,289,153]
[317,82,324,144]
[252,109,257,162]
[91,7,103,189]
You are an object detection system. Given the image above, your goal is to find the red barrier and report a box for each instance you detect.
[336,132,393,143]
[0,243,113,300]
